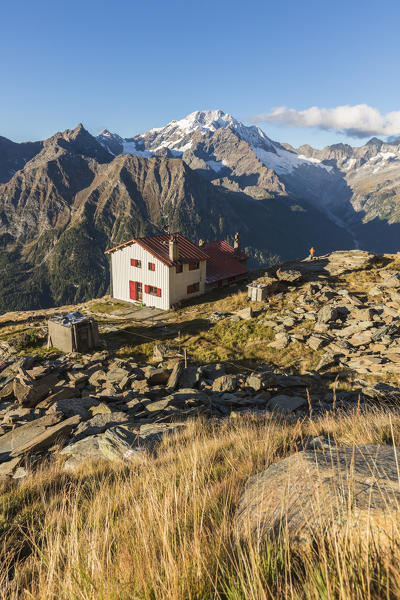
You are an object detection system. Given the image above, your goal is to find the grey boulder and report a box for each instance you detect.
[71,412,129,441]
[236,445,400,549]
[268,395,306,414]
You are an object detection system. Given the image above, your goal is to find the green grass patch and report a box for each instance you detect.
[88,300,129,314]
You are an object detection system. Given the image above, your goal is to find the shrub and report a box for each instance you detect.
[11,329,45,351]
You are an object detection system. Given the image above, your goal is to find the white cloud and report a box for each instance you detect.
[251,104,400,138]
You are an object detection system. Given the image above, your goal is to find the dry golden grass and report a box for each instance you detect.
[1,408,400,598]
[337,255,397,294]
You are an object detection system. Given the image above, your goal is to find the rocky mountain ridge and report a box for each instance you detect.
[0,122,354,313]
[97,110,400,250]
[2,111,400,313]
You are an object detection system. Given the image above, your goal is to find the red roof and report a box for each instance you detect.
[203,240,248,284]
[105,233,209,267]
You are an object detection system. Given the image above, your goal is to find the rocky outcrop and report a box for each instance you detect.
[276,268,302,283]
[0,338,341,477]
[281,250,377,278]
[2,250,400,478]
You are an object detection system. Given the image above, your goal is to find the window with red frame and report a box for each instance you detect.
[144,285,161,297]
[189,262,199,271]
[130,259,142,268]
[176,264,183,273]
[148,262,155,271]
[187,282,200,294]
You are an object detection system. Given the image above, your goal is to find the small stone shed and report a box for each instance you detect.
[247,283,270,302]
[47,312,99,353]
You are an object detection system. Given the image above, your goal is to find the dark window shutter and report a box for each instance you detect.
[157,288,161,297]
[144,285,149,293]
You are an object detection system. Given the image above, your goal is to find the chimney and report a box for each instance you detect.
[233,232,241,256]
[169,234,179,262]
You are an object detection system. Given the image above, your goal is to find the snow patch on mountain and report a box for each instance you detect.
[297,154,333,171]
[344,158,357,170]
[122,141,152,158]
[153,140,192,154]
[253,145,334,175]
[98,130,119,139]
[368,151,397,169]
[206,159,224,172]
[339,149,400,174]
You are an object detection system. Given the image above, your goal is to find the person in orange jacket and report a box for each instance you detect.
[309,246,315,260]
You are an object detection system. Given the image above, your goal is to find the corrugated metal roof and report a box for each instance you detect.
[105,233,209,266]
[203,240,248,284]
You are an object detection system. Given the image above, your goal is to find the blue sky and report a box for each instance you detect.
[1,0,400,148]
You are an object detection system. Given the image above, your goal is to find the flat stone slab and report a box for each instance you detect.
[0,413,62,459]
[71,412,129,441]
[10,414,81,457]
[47,396,100,418]
[236,444,400,548]
[60,436,102,472]
[139,422,186,445]
[61,425,146,471]
[268,395,306,413]
[0,456,21,478]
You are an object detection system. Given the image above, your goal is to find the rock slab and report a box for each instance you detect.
[236,444,400,547]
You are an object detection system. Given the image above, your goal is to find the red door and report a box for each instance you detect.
[129,281,137,300]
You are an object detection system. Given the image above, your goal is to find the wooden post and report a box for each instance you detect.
[184,348,187,369]
[72,324,78,352]
[88,323,94,350]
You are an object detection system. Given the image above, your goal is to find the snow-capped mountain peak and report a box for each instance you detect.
[166,109,235,133]
[99,129,114,138]
[96,110,278,158]
[156,109,276,149]
[127,109,279,156]
[96,109,336,176]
